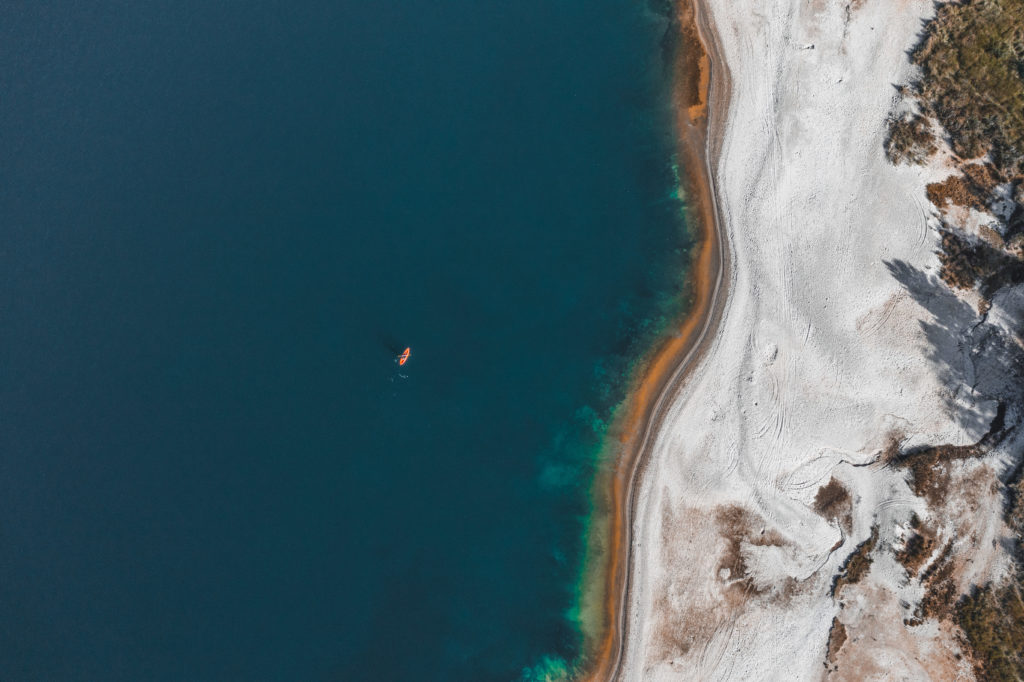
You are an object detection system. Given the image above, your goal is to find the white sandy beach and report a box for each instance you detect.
[617,0,1023,678]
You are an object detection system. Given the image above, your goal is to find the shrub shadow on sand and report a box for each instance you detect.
[884,259,1024,441]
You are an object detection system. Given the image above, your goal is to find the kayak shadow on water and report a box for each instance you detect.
[376,331,412,381]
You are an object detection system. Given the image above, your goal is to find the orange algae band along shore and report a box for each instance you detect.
[574,0,727,678]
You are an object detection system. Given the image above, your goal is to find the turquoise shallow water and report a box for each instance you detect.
[0,1,690,679]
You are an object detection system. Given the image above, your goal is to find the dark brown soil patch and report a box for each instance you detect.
[814,477,852,521]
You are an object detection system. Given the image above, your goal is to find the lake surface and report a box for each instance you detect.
[0,2,690,679]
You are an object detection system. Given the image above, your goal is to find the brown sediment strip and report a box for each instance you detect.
[577,0,731,678]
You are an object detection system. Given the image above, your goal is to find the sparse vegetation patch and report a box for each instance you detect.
[714,505,799,601]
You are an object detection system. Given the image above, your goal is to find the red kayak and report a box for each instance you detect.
[398,347,411,366]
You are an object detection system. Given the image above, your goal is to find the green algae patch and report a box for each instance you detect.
[523,283,692,679]
[521,654,576,682]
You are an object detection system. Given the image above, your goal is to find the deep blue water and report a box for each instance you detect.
[0,2,689,680]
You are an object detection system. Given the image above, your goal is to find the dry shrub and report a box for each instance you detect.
[895,513,938,577]
[918,541,957,621]
[823,617,847,671]
[979,223,1007,248]
[1009,232,1024,258]
[962,163,1004,196]
[888,6,1024,671]
[898,441,981,506]
[911,0,1024,176]
[938,230,985,290]
[905,458,952,507]
[1009,473,1024,536]
[927,163,1004,213]
[833,525,879,596]
[957,577,1024,681]
[880,433,905,464]
[886,113,938,165]
[906,0,1024,322]
[936,229,1024,295]
[954,454,1024,680]
[928,174,978,210]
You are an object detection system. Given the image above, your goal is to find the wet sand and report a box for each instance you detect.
[578,0,731,678]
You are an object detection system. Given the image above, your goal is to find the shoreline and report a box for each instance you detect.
[577,0,732,677]
[599,0,1007,676]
